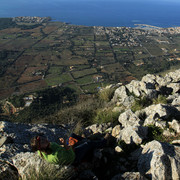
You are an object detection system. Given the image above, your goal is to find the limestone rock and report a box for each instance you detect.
[118,109,142,128]
[168,119,180,133]
[138,140,180,180]
[142,104,178,126]
[112,125,122,138]
[0,121,68,163]
[12,152,73,180]
[85,123,111,134]
[118,126,148,145]
[112,85,135,107]
[165,69,180,82]
[125,80,142,97]
[167,82,180,94]
[112,85,128,103]
[172,96,180,111]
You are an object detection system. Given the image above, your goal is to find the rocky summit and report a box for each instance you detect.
[0,69,180,180]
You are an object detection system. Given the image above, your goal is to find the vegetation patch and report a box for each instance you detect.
[152,95,167,104]
[98,87,115,102]
[131,97,152,112]
[93,108,120,124]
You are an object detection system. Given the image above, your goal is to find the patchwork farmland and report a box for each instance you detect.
[1,18,180,99]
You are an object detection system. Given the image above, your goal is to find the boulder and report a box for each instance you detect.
[126,80,142,97]
[141,74,157,85]
[112,125,122,138]
[142,104,177,126]
[172,96,180,111]
[167,93,179,103]
[112,85,128,103]
[118,109,142,128]
[165,69,180,83]
[0,121,68,161]
[112,86,134,107]
[167,83,180,94]
[138,140,180,180]
[12,152,73,180]
[85,123,111,135]
[118,126,148,145]
[168,119,180,133]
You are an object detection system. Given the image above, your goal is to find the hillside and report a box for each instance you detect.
[0,69,180,179]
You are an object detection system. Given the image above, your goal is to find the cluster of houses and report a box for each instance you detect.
[94,25,180,48]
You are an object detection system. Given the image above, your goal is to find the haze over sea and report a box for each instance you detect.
[1,0,180,28]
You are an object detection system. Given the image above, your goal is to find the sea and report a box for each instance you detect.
[1,0,180,28]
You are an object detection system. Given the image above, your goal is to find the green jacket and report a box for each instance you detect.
[38,142,75,165]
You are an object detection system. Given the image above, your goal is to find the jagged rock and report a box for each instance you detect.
[172,96,180,111]
[0,160,18,180]
[12,152,73,180]
[167,93,179,103]
[85,123,111,134]
[165,69,180,82]
[112,85,128,103]
[138,140,180,180]
[125,80,142,97]
[142,104,177,126]
[117,126,148,145]
[111,172,147,180]
[118,109,142,128]
[168,119,180,133]
[156,75,168,87]
[112,86,134,107]
[141,74,156,86]
[0,121,68,163]
[167,82,180,94]
[112,125,122,138]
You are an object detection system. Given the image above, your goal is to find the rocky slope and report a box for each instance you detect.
[0,69,180,180]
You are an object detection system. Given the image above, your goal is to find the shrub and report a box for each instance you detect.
[152,95,167,104]
[147,125,163,142]
[131,96,152,112]
[98,87,115,102]
[93,108,120,124]
[25,164,73,180]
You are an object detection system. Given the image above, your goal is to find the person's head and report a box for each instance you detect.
[30,136,50,152]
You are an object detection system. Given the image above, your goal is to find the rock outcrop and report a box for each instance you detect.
[138,140,180,180]
[0,69,180,179]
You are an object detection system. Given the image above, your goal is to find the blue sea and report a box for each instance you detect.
[1,0,180,28]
